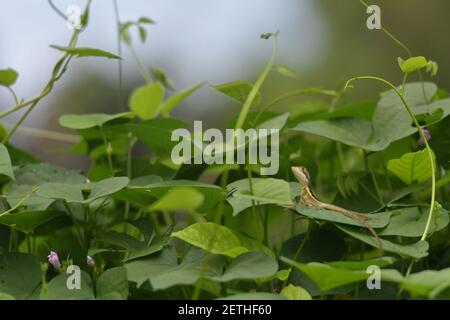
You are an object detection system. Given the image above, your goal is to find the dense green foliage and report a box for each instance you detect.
[0,1,450,300]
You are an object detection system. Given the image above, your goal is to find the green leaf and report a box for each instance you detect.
[128,118,188,155]
[150,187,204,212]
[294,206,392,228]
[125,179,224,212]
[6,163,86,211]
[337,225,429,258]
[219,292,285,300]
[328,257,397,270]
[86,177,129,202]
[398,56,429,74]
[227,178,293,216]
[211,252,278,282]
[281,257,370,292]
[401,268,450,298]
[0,68,18,87]
[0,293,15,300]
[59,112,133,129]
[126,248,225,291]
[379,206,449,237]
[129,82,165,120]
[292,82,437,151]
[172,222,247,258]
[160,82,204,117]
[96,267,129,300]
[211,81,262,106]
[0,253,41,299]
[36,177,129,204]
[280,284,312,300]
[42,270,95,300]
[0,210,64,233]
[138,26,147,43]
[138,17,156,24]
[50,45,121,59]
[0,143,14,180]
[37,183,84,203]
[388,149,435,184]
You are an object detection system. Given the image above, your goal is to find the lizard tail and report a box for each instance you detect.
[317,202,384,255]
[344,211,384,256]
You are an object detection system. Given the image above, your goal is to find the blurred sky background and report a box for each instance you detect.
[1,0,449,166]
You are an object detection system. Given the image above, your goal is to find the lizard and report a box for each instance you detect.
[291,166,383,254]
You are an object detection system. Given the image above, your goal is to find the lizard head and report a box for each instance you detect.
[291,166,310,186]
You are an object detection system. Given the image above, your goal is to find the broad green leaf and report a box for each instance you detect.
[256,269,291,284]
[128,118,188,155]
[219,293,285,300]
[398,56,429,74]
[50,45,121,59]
[129,83,165,120]
[126,248,224,291]
[6,163,86,210]
[37,183,84,203]
[337,225,429,258]
[42,270,94,300]
[388,149,435,184]
[281,257,370,291]
[0,68,18,87]
[150,187,204,212]
[295,206,392,228]
[96,267,129,300]
[126,179,224,212]
[59,112,133,130]
[379,206,449,237]
[172,222,247,258]
[0,210,64,233]
[92,218,168,262]
[125,247,178,287]
[280,284,312,300]
[296,101,376,122]
[400,268,450,298]
[86,177,129,202]
[211,81,261,106]
[292,83,437,151]
[293,118,373,149]
[0,293,15,300]
[0,143,14,179]
[160,82,204,117]
[0,253,41,299]
[36,177,129,204]
[211,252,278,282]
[227,178,293,216]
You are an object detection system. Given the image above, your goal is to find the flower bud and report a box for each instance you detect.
[87,255,95,268]
[47,251,61,271]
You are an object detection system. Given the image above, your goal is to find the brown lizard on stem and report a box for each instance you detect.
[291,166,383,255]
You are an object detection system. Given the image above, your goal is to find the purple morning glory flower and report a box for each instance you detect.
[47,251,61,270]
[87,256,95,268]
[418,128,431,147]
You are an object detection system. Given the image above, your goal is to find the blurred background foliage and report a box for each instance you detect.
[1,0,449,168]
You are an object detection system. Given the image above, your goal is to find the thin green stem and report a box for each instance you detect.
[0,186,38,217]
[345,76,436,242]
[235,34,278,130]
[113,0,124,111]
[127,44,152,83]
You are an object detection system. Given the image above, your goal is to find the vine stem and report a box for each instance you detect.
[344,76,436,242]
